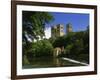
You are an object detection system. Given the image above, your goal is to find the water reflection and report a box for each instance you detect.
[53,58,63,67]
[23,57,84,69]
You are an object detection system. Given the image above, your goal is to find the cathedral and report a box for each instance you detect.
[51,23,73,38]
[51,23,73,57]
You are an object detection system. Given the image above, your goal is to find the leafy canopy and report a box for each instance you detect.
[22,11,54,43]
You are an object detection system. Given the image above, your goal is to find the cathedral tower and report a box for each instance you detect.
[51,24,64,38]
[56,24,64,37]
[66,23,73,33]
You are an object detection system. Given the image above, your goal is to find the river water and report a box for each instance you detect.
[23,57,85,69]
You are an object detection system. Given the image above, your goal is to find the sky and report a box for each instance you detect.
[45,12,89,39]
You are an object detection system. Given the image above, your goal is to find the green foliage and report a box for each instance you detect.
[25,39,53,63]
[22,11,54,43]
[22,23,89,65]
[52,36,66,48]
[23,55,30,65]
[33,39,53,57]
[65,44,73,54]
[64,30,89,63]
[51,28,89,63]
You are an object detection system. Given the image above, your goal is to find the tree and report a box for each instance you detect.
[64,29,89,63]
[25,39,53,63]
[52,36,66,48]
[22,11,54,43]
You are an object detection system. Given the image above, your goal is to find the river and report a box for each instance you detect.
[23,57,86,69]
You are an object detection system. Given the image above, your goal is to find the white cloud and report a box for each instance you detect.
[44,27,51,39]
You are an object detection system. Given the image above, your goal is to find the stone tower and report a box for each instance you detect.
[51,25,57,38]
[51,24,64,38]
[66,23,73,33]
[56,24,64,37]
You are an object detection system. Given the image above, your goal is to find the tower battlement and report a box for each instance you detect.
[51,23,73,38]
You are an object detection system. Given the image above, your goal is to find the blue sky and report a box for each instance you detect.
[45,12,89,33]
